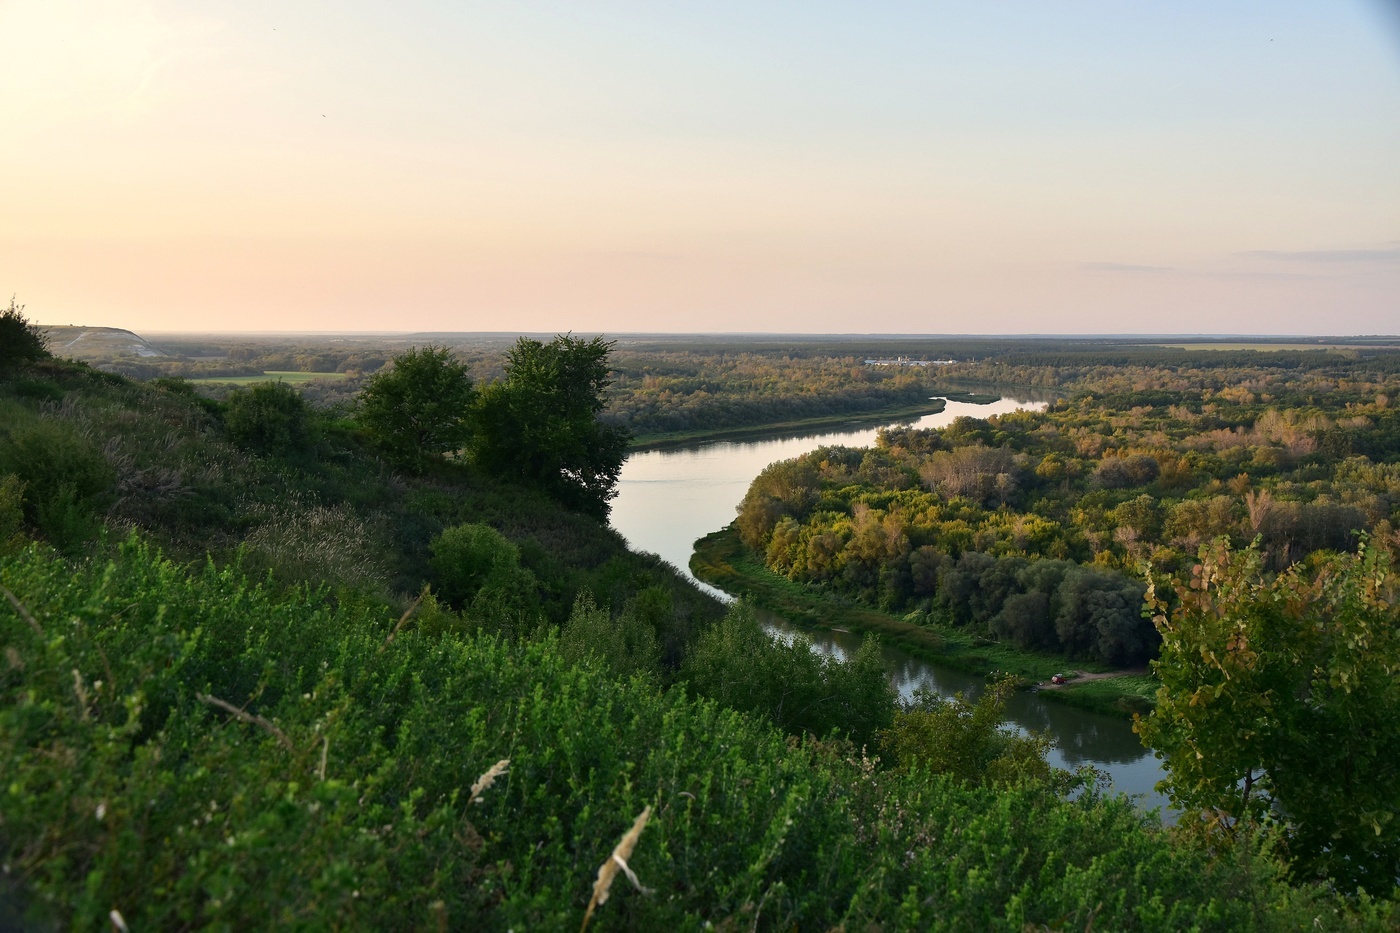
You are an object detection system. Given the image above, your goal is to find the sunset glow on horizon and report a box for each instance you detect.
[4,1,1399,335]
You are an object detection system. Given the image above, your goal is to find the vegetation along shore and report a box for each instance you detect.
[2,306,1397,927]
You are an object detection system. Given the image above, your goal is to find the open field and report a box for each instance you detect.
[187,370,350,385]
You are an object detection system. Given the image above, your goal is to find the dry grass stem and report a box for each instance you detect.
[378,595,423,654]
[581,805,653,932]
[318,736,329,781]
[196,692,295,751]
[1,585,43,636]
[109,908,129,932]
[72,669,91,721]
[469,759,509,804]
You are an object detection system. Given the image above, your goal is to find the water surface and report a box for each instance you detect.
[610,398,1170,812]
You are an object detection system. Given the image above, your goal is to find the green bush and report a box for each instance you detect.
[428,521,538,616]
[8,376,65,402]
[0,419,114,553]
[224,380,314,454]
[558,590,662,680]
[681,602,897,748]
[879,678,1055,787]
[0,297,48,372]
[356,346,475,470]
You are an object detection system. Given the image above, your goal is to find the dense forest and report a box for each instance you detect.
[4,307,1397,927]
[731,370,1400,667]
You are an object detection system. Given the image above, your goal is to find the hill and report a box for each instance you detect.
[40,325,169,361]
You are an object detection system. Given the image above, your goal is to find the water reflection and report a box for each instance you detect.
[758,610,1168,811]
[612,397,1043,594]
[610,396,1171,816]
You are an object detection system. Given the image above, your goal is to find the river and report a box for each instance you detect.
[610,398,1169,813]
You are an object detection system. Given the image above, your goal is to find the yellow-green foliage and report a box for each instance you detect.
[1136,540,1400,894]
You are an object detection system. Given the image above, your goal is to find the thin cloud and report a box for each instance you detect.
[1080,262,1175,273]
[1239,248,1400,263]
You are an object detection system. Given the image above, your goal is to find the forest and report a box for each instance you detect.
[3,305,1397,928]
[730,371,1400,667]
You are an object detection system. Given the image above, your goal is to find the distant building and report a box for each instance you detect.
[863,357,955,367]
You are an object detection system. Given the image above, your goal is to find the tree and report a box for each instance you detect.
[1134,539,1400,893]
[428,521,538,616]
[0,297,49,372]
[472,335,629,520]
[878,677,1054,787]
[680,602,895,747]
[356,346,475,471]
[224,381,313,454]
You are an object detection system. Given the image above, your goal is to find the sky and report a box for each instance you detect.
[3,1,1400,335]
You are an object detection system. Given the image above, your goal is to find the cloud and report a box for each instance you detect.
[1238,248,1400,263]
[1080,262,1174,273]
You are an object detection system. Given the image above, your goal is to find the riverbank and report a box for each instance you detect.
[628,397,950,451]
[690,524,1157,718]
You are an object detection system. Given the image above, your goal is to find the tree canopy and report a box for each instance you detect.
[473,335,629,520]
[224,381,314,455]
[1135,539,1400,893]
[356,345,475,470]
[0,298,49,372]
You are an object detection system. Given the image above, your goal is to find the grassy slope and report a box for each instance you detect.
[0,359,721,635]
[691,524,1155,717]
[2,540,1382,931]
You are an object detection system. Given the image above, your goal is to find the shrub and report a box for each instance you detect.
[681,602,896,747]
[558,591,661,680]
[879,678,1055,787]
[429,522,538,616]
[0,419,114,553]
[224,381,313,454]
[0,298,48,372]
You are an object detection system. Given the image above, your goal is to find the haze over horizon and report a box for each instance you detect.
[5,1,1399,335]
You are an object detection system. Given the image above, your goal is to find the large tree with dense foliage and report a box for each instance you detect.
[473,335,629,520]
[356,345,475,470]
[0,298,49,372]
[1134,539,1400,893]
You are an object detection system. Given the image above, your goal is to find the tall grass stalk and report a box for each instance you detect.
[581,805,652,932]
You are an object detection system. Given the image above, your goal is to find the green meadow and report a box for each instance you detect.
[188,370,350,384]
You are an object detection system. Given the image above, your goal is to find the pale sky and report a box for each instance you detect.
[4,1,1399,334]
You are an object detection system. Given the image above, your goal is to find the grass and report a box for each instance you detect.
[691,524,1154,717]
[629,398,948,450]
[1045,674,1159,718]
[188,371,349,385]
